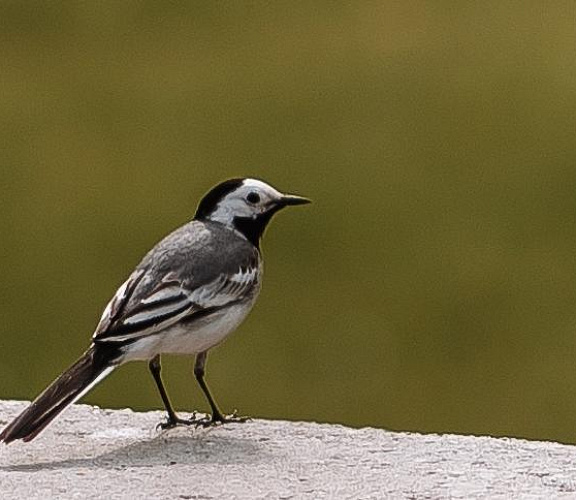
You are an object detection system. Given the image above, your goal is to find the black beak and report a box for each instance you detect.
[279,194,312,207]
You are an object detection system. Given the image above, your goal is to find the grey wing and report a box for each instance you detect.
[92,263,260,345]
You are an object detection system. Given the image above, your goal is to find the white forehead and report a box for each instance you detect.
[206,178,283,225]
[240,178,283,197]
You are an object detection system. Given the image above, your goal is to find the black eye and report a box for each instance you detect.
[246,192,260,204]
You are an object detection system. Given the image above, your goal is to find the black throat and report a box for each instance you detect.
[233,208,281,249]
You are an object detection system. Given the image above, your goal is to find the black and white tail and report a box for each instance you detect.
[0,346,116,444]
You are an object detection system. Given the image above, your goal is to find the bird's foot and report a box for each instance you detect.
[194,409,250,428]
[156,411,206,430]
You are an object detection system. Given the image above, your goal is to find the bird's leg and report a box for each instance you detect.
[193,351,249,426]
[149,355,199,429]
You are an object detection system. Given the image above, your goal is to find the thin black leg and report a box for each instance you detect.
[194,351,248,426]
[149,354,195,429]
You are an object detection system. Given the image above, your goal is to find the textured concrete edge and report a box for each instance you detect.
[2,399,576,499]
[0,397,573,448]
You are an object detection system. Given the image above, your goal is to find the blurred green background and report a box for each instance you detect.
[2,2,576,444]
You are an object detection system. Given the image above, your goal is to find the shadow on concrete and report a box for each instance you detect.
[0,432,268,472]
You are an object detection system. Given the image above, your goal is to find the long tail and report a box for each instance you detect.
[0,345,116,444]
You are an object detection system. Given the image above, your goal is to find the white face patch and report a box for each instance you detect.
[207,179,284,226]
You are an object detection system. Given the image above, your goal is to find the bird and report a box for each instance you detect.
[0,177,310,444]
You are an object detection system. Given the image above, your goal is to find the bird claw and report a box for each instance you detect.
[156,409,250,430]
[156,411,204,430]
[194,409,250,428]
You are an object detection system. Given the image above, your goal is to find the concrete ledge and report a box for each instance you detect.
[1,400,576,499]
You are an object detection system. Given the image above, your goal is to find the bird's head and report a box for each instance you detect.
[195,178,310,247]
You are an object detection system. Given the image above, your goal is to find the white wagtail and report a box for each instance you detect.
[0,178,310,444]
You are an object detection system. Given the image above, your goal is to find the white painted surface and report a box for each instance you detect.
[0,400,575,499]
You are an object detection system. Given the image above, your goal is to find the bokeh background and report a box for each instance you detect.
[2,2,576,444]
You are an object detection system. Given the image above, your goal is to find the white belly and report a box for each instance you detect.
[121,297,257,361]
